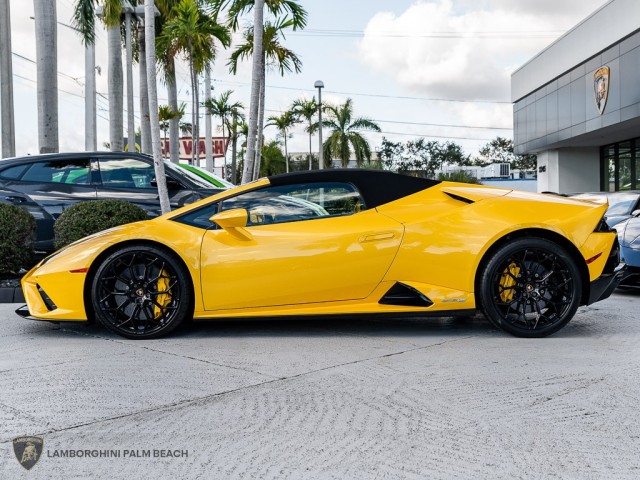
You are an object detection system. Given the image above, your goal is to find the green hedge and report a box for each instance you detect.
[54,200,148,249]
[0,203,36,276]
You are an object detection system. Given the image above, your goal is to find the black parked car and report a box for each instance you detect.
[0,152,224,252]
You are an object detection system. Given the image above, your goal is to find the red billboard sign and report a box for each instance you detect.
[161,137,229,161]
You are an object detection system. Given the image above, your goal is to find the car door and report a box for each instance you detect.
[1,157,97,219]
[0,158,97,251]
[199,182,404,311]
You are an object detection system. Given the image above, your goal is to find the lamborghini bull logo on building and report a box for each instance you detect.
[594,66,610,115]
[13,436,44,470]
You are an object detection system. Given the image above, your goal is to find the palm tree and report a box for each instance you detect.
[215,0,306,182]
[73,0,124,151]
[291,97,318,170]
[266,110,299,173]
[159,104,181,150]
[138,18,151,154]
[204,90,244,176]
[259,139,286,176]
[34,0,58,153]
[0,0,15,157]
[180,122,193,136]
[228,106,246,183]
[155,0,183,163]
[159,0,230,164]
[228,17,303,180]
[144,0,170,214]
[322,98,381,168]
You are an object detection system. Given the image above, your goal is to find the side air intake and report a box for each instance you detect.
[379,283,433,307]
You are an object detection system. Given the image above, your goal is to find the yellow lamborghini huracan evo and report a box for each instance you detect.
[17,170,625,339]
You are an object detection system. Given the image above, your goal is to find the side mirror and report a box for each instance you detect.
[210,209,252,240]
[632,209,640,218]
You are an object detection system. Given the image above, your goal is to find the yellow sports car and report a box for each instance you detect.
[17,170,624,339]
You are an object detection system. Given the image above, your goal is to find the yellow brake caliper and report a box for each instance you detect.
[153,269,172,319]
[499,262,520,302]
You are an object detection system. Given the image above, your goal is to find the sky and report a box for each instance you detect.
[3,0,609,171]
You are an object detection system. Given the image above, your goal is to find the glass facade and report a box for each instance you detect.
[601,138,639,191]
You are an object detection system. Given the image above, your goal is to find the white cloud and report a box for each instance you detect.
[357,0,608,101]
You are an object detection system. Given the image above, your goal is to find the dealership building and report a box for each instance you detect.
[511,0,640,193]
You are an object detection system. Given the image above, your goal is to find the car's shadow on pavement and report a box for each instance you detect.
[58,313,500,340]
[181,314,495,338]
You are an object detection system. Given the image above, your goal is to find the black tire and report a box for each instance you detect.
[91,245,192,339]
[478,237,582,338]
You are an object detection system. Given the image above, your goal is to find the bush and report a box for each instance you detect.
[437,170,481,184]
[54,200,148,249]
[0,204,36,276]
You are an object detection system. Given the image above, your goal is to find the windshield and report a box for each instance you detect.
[163,161,218,189]
[607,195,639,216]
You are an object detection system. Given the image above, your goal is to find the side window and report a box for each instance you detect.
[174,203,219,229]
[0,164,29,180]
[20,160,91,185]
[221,182,365,226]
[99,158,155,189]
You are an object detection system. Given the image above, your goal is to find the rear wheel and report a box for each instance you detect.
[91,245,191,339]
[478,238,582,338]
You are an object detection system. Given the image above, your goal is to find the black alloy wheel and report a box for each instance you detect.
[91,245,191,339]
[479,237,582,338]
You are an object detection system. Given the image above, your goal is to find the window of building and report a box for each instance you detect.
[601,138,638,191]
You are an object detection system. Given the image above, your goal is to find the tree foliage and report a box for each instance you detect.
[475,136,537,171]
[379,138,469,178]
[0,204,35,275]
[322,98,381,168]
[54,200,148,249]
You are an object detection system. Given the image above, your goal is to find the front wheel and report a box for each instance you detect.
[91,245,192,339]
[478,238,582,338]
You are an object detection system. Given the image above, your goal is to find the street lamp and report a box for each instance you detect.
[314,80,324,170]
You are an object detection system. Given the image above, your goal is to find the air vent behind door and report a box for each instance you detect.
[379,283,433,307]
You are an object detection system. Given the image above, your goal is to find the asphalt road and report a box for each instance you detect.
[1,292,639,479]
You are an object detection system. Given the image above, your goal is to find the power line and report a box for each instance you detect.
[213,79,511,104]
[12,73,109,122]
[12,51,84,85]
[376,130,494,142]
[261,107,511,131]
[373,118,511,130]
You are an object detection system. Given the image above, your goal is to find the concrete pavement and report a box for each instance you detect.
[1,292,639,479]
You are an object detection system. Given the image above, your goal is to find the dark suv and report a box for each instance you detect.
[0,152,224,252]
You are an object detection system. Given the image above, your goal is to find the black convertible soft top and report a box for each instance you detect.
[268,169,439,209]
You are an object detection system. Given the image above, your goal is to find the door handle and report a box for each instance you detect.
[5,196,26,204]
[359,232,395,243]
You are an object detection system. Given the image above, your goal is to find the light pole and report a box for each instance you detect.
[314,80,324,170]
